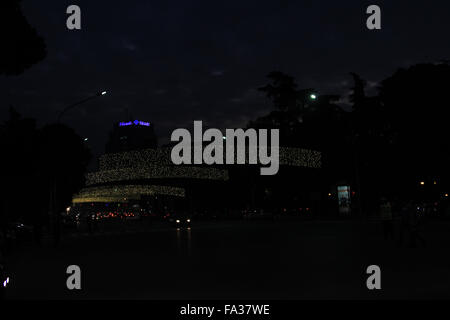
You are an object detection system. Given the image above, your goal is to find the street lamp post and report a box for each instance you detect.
[52,90,107,246]
[56,91,107,122]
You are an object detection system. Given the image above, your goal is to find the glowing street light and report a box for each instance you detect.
[57,90,108,122]
[420,181,425,185]
[310,94,317,100]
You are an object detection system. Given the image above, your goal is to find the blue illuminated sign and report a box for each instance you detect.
[119,120,150,127]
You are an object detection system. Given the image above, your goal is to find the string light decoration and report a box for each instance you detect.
[279,147,321,168]
[87,147,320,185]
[86,165,230,185]
[77,147,320,203]
[73,196,129,204]
[97,146,321,172]
[73,184,185,203]
[98,148,173,171]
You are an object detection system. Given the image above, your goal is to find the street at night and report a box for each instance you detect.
[2,0,450,315]
[5,219,450,299]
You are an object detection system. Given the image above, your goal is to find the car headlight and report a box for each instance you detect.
[186,219,191,223]
[176,219,180,223]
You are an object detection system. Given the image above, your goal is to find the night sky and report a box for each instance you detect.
[1,0,449,163]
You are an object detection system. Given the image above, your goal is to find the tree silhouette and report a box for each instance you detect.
[39,124,92,212]
[249,72,352,215]
[349,72,366,111]
[258,71,299,112]
[378,63,450,194]
[0,108,40,225]
[348,73,388,209]
[346,63,450,203]
[0,110,91,241]
[253,71,320,146]
[0,0,46,75]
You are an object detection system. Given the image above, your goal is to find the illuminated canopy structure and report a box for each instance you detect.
[73,146,321,206]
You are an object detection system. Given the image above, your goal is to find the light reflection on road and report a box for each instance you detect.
[176,227,192,256]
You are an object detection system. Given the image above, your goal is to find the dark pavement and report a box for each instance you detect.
[5,219,450,299]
